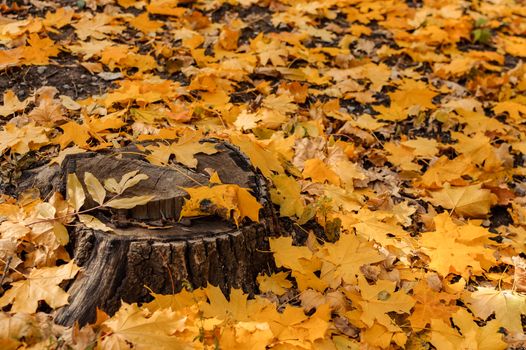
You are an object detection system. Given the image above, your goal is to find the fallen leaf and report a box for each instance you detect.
[78,214,113,232]
[0,260,80,313]
[106,195,156,209]
[0,90,29,117]
[466,287,526,334]
[270,174,305,218]
[419,213,496,277]
[257,272,292,295]
[181,184,261,226]
[84,172,106,205]
[67,173,86,212]
[427,183,497,217]
[102,302,188,350]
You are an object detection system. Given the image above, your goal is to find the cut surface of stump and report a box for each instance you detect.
[20,140,278,326]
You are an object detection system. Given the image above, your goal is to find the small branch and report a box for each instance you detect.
[0,256,12,286]
[25,193,122,227]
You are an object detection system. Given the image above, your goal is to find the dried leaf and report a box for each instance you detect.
[427,183,497,217]
[181,184,262,226]
[106,195,156,209]
[67,173,85,212]
[0,260,80,313]
[78,214,113,232]
[84,172,106,205]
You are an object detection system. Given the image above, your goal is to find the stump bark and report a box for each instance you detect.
[19,140,278,326]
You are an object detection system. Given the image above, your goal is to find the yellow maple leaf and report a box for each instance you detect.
[0,123,49,155]
[269,236,313,273]
[257,272,293,295]
[262,94,298,114]
[408,280,458,329]
[454,108,508,135]
[270,174,305,218]
[73,13,125,41]
[427,183,496,217]
[102,302,188,350]
[145,134,217,168]
[128,12,164,34]
[229,134,283,178]
[418,155,477,189]
[146,0,186,17]
[21,34,60,65]
[0,260,79,313]
[493,99,526,122]
[52,121,91,149]
[351,214,412,248]
[356,277,415,328]
[262,303,330,345]
[419,213,496,277]
[181,184,261,226]
[465,287,526,334]
[200,285,256,321]
[451,132,495,165]
[498,35,526,57]
[374,102,409,122]
[43,7,74,31]
[361,322,408,349]
[389,79,437,110]
[169,133,217,168]
[430,309,507,350]
[319,233,385,286]
[384,142,422,172]
[323,185,363,213]
[0,90,29,117]
[219,320,274,350]
[234,108,288,131]
[303,158,340,185]
[52,114,125,149]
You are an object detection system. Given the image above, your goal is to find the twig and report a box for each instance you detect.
[0,256,12,286]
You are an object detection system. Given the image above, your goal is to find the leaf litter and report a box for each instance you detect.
[0,0,526,348]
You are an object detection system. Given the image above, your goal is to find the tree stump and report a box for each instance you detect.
[19,140,279,326]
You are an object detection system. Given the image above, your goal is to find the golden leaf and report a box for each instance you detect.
[466,287,526,334]
[303,159,340,185]
[419,213,496,277]
[270,174,304,218]
[257,272,292,295]
[0,90,29,117]
[427,183,496,217]
[181,184,261,226]
[0,260,80,313]
[84,172,106,205]
[66,173,86,212]
[106,195,156,209]
[229,134,283,178]
[102,302,188,350]
[78,214,113,232]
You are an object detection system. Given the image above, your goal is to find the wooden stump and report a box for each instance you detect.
[19,140,278,326]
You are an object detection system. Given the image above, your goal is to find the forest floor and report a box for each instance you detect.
[0,0,526,349]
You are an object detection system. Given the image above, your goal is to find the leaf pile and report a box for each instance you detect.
[1,0,526,348]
